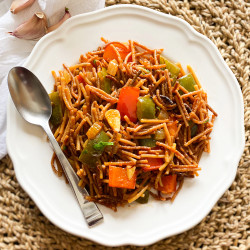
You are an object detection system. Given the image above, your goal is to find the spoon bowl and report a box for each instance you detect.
[8,66,103,227]
[8,67,52,126]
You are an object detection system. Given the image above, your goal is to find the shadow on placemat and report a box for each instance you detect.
[1,0,249,249]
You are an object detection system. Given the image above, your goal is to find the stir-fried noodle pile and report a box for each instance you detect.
[49,38,217,211]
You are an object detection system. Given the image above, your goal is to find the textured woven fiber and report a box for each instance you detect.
[1,0,249,249]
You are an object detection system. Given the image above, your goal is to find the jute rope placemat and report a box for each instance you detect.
[1,0,249,249]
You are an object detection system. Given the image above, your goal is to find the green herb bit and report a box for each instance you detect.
[93,141,114,151]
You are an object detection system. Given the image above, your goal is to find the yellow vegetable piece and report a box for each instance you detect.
[86,122,103,139]
[63,70,71,84]
[127,166,136,180]
[107,59,118,76]
[105,109,121,132]
[158,109,169,119]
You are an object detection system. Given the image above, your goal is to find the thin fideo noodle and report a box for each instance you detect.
[49,38,217,211]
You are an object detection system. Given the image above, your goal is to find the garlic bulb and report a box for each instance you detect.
[47,8,71,33]
[10,0,35,14]
[9,12,47,40]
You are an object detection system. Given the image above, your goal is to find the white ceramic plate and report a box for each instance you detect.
[7,5,245,246]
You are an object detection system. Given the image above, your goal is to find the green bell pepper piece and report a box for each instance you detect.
[136,190,149,204]
[178,73,196,92]
[160,56,180,83]
[49,91,63,126]
[189,121,198,138]
[79,130,110,168]
[139,137,156,147]
[137,96,155,121]
[98,67,111,94]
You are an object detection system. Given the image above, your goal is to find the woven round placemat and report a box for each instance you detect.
[1,0,249,249]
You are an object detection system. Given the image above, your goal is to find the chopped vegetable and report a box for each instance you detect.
[93,141,114,151]
[178,73,196,92]
[136,190,149,204]
[105,109,121,132]
[142,158,164,171]
[86,122,103,139]
[109,166,136,189]
[117,87,140,123]
[139,137,156,147]
[137,96,155,121]
[97,67,112,94]
[160,56,180,82]
[154,129,165,140]
[157,174,177,193]
[49,91,63,126]
[107,59,118,76]
[160,95,174,105]
[158,109,169,120]
[127,166,136,180]
[63,71,71,84]
[103,42,130,62]
[79,130,110,167]
[189,120,198,137]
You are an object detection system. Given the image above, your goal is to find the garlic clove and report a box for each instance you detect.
[10,0,35,14]
[9,12,48,40]
[47,8,71,33]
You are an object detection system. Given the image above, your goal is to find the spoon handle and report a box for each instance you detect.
[43,122,103,227]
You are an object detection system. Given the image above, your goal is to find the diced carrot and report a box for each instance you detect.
[157,174,177,194]
[109,166,136,189]
[142,158,164,172]
[103,42,130,62]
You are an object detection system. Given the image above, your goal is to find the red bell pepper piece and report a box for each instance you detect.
[142,158,164,172]
[157,174,177,194]
[117,87,140,123]
[103,42,130,62]
[109,166,136,189]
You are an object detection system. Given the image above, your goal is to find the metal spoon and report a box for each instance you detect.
[8,66,103,227]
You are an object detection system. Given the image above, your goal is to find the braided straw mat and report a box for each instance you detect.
[1,0,249,249]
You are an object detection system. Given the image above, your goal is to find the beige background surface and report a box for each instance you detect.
[0,0,249,249]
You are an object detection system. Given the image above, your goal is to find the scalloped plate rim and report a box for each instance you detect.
[6,5,245,247]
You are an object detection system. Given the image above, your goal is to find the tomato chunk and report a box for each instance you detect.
[117,87,140,123]
[103,42,130,62]
[157,174,177,194]
[109,166,136,189]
